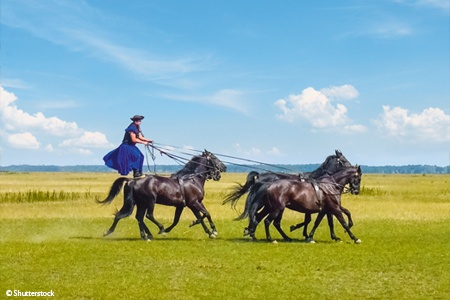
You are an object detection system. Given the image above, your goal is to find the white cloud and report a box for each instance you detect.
[344,124,368,134]
[0,86,112,152]
[59,131,113,148]
[7,132,40,149]
[233,143,282,158]
[267,147,282,156]
[418,0,450,10]
[233,143,262,156]
[2,0,208,84]
[320,85,359,100]
[160,88,251,115]
[394,0,450,10]
[274,85,366,132]
[70,148,93,156]
[370,21,413,38]
[0,87,81,136]
[374,105,450,142]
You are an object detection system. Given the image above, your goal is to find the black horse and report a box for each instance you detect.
[98,150,227,240]
[240,166,362,243]
[223,150,353,240]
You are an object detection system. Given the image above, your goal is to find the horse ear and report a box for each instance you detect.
[335,149,342,156]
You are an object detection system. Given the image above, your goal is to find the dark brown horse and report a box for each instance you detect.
[98,150,226,240]
[239,166,362,243]
[223,150,353,240]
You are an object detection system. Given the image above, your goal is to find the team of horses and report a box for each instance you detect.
[98,149,362,243]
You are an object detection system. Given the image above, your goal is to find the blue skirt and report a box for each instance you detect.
[103,144,144,175]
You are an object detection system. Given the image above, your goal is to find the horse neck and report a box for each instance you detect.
[309,156,336,178]
[331,168,354,189]
[175,156,208,177]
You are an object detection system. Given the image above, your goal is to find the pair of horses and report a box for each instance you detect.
[223,150,362,243]
[232,165,362,243]
[223,150,353,240]
[98,150,226,240]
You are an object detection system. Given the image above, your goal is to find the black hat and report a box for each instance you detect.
[130,115,145,121]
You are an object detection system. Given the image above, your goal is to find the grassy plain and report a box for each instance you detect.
[0,172,449,299]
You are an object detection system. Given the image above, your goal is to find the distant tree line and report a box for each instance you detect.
[0,164,448,174]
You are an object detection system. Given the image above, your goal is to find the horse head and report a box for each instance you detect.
[348,165,362,195]
[328,165,362,195]
[203,149,227,181]
[311,150,352,178]
[335,149,352,169]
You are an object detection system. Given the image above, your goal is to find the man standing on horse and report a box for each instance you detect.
[103,115,153,178]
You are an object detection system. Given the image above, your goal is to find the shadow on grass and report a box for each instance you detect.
[70,236,203,242]
[70,235,346,244]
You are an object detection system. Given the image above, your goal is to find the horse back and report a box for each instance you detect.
[267,179,320,213]
[133,175,185,206]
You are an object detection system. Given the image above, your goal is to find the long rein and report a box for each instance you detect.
[144,143,217,179]
[311,179,353,196]
[150,142,299,174]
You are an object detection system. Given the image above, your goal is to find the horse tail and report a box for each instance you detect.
[235,180,267,221]
[97,177,130,205]
[114,180,135,219]
[222,171,259,207]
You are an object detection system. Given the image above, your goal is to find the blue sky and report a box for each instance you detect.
[1,0,449,168]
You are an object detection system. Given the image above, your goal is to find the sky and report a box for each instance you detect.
[0,0,449,168]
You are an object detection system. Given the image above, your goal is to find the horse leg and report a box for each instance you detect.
[188,205,214,238]
[188,201,218,238]
[264,215,274,242]
[195,202,218,236]
[302,214,312,239]
[263,208,283,243]
[341,206,353,228]
[145,202,166,234]
[103,216,121,237]
[333,210,361,244]
[272,211,292,242]
[164,206,184,233]
[326,213,340,241]
[104,184,134,237]
[306,211,326,243]
[203,211,218,236]
[246,212,260,240]
[245,206,269,239]
[135,205,153,241]
[289,214,313,240]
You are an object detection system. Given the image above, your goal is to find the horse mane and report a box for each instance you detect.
[173,155,206,177]
[308,155,336,178]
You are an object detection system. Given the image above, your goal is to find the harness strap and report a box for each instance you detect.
[176,177,187,206]
[311,180,323,211]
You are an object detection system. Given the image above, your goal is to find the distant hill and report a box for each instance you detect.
[0,164,448,174]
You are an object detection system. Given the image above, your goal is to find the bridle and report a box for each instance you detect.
[205,153,224,181]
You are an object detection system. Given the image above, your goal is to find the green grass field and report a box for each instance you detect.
[0,172,449,299]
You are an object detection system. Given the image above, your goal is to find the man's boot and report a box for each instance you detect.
[133,169,143,178]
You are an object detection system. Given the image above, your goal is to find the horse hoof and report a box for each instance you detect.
[212,230,218,236]
[355,239,362,244]
[146,239,152,242]
[272,240,278,244]
[103,230,112,237]
[209,233,217,239]
[308,240,316,244]
[159,231,167,236]
[243,228,249,236]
